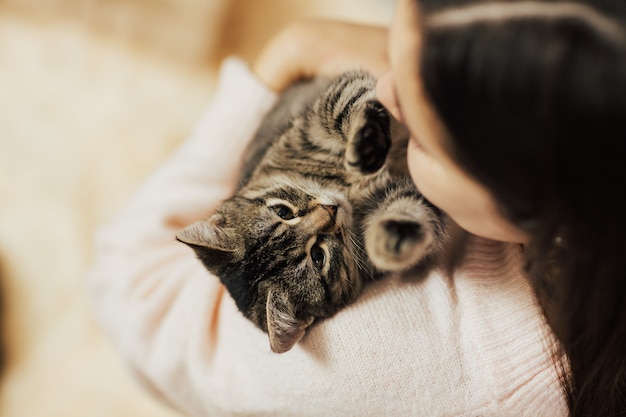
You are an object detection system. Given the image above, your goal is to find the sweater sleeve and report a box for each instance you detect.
[87,58,568,417]
[86,58,279,414]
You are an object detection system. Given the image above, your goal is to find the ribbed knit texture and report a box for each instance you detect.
[87,58,568,417]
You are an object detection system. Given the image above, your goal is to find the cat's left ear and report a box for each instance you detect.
[266,289,313,353]
[176,217,242,272]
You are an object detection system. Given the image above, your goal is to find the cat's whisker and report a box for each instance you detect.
[346,232,368,275]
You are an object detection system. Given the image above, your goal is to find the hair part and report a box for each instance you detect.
[426,1,625,44]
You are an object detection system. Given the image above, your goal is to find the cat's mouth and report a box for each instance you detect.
[316,192,350,213]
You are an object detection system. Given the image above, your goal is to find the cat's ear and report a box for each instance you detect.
[266,289,313,353]
[176,217,242,272]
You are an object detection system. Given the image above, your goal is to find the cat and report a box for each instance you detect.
[177,71,448,353]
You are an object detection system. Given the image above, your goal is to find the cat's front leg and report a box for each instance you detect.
[362,178,447,272]
[345,100,391,175]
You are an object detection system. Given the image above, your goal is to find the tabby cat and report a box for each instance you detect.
[177,71,447,353]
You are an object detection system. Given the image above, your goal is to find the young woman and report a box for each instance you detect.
[387,1,626,414]
[257,0,626,414]
[88,0,624,415]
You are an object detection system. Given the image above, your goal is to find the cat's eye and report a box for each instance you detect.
[271,204,296,220]
[310,245,326,270]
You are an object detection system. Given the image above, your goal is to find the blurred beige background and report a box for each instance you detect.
[0,1,394,416]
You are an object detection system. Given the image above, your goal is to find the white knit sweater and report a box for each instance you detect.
[86,58,568,417]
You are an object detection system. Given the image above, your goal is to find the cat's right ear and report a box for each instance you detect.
[176,217,242,272]
[266,289,313,353]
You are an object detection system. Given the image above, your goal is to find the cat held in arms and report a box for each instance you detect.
[177,71,448,353]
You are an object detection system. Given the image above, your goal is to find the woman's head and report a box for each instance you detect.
[377,0,626,414]
[377,0,534,243]
[378,0,626,245]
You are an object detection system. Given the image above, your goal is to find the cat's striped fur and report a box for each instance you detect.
[177,71,447,353]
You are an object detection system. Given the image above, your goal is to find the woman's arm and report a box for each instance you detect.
[86,53,567,417]
[86,58,279,414]
[253,20,390,92]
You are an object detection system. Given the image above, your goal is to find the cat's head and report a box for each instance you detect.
[177,179,360,353]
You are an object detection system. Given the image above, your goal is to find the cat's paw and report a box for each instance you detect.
[365,213,435,272]
[345,103,391,175]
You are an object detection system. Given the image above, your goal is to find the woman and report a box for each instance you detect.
[387,1,626,414]
[88,0,625,415]
[259,1,626,414]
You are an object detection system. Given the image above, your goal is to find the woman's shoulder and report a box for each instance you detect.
[290,234,568,415]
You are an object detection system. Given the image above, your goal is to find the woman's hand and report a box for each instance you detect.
[253,20,390,92]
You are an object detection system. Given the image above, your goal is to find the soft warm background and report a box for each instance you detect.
[0,1,393,416]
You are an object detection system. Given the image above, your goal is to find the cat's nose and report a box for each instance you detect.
[322,205,338,219]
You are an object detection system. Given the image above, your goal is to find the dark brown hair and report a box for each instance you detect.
[417,0,626,415]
